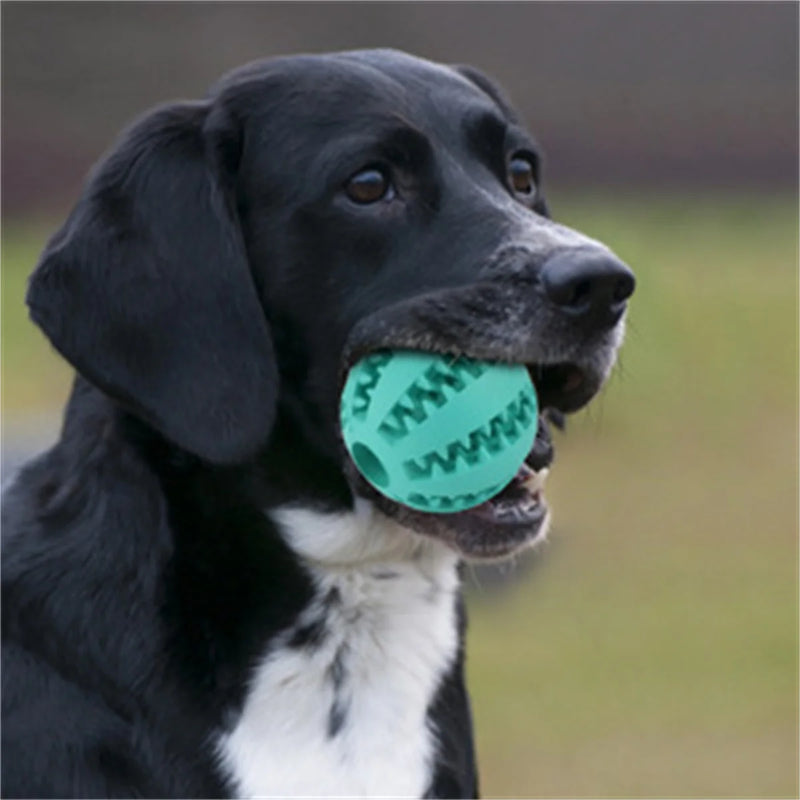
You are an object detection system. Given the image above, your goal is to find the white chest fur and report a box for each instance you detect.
[216,501,461,798]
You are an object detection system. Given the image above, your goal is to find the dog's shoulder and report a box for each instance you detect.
[1,383,231,797]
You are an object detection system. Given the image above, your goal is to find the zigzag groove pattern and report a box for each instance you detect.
[350,352,392,420]
[377,359,487,443]
[406,486,499,511]
[402,390,536,480]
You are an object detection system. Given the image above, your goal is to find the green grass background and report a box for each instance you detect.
[2,193,798,797]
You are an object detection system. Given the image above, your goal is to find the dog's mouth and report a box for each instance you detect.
[341,358,598,561]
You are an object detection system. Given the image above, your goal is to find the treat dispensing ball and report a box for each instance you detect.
[340,350,538,513]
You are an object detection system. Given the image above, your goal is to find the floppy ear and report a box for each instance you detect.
[452,64,520,123]
[27,101,278,464]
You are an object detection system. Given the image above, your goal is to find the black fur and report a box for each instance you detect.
[2,49,633,798]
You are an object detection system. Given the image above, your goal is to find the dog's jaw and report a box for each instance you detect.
[335,302,628,562]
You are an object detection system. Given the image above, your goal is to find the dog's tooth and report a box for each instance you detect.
[515,462,535,481]
[521,467,549,495]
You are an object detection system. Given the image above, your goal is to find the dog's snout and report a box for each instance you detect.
[540,250,635,326]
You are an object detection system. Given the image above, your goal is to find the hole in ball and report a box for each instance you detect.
[350,443,390,489]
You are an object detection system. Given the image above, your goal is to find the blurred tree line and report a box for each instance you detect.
[2,1,798,217]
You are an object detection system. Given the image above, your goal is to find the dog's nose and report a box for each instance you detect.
[540,250,635,327]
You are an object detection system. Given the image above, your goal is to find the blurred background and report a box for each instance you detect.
[2,2,797,796]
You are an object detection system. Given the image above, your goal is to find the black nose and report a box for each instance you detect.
[540,250,635,327]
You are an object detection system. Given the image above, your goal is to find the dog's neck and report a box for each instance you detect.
[218,501,462,797]
[271,497,456,567]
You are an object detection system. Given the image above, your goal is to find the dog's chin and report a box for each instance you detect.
[341,394,561,561]
[344,457,551,561]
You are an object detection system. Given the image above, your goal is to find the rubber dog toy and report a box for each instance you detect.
[340,350,538,512]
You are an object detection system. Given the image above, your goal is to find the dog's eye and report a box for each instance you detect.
[345,167,394,204]
[508,156,536,196]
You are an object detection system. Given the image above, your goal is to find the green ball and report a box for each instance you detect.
[340,350,538,513]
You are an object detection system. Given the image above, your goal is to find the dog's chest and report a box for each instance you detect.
[217,509,460,798]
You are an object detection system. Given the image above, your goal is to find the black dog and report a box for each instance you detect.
[2,50,634,798]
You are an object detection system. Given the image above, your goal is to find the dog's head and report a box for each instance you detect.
[28,50,633,560]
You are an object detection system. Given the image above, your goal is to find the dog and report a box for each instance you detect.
[1,49,634,798]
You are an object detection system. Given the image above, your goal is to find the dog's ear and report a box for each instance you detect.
[27,101,278,464]
[452,64,520,123]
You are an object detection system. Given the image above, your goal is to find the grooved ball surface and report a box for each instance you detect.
[340,350,538,513]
